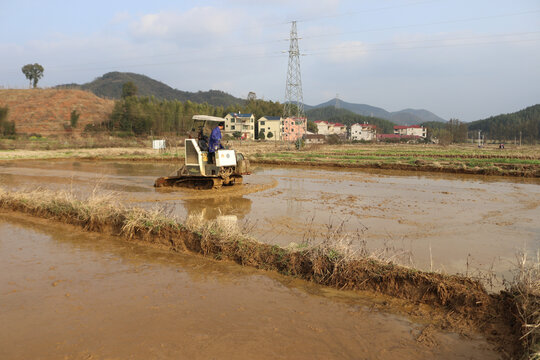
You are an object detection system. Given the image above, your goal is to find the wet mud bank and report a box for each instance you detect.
[2,150,538,177]
[250,158,540,178]
[0,188,537,358]
[1,215,502,359]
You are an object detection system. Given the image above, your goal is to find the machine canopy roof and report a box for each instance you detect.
[192,115,225,123]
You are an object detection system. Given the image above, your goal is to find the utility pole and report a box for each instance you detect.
[478,130,482,148]
[520,131,522,146]
[283,20,305,134]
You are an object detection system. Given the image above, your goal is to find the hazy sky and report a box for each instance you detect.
[1,0,539,121]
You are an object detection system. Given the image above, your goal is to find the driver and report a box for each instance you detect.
[208,121,224,164]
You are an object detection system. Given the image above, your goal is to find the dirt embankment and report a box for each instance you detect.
[0,188,537,358]
[251,158,540,177]
[0,89,114,135]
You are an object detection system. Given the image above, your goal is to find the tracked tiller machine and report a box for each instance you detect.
[154,115,251,189]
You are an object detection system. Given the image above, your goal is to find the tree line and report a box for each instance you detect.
[467,104,539,144]
[87,82,285,136]
[422,119,468,144]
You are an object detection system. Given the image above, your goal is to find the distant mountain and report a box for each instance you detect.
[313,99,391,120]
[308,98,446,126]
[56,72,245,107]
[306,106,396,134]
[394,108,446,123]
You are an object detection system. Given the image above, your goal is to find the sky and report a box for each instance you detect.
[1,0,539,121]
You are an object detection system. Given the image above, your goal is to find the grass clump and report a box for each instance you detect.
[502,250,540,359]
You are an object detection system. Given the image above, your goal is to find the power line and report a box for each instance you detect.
[304,36,540,56]
[302,31,540,53]
[295,0,444,23]
[37,34,540,75]
[45,51,285,73]
[40,8,540,72]
[300,9,540,41]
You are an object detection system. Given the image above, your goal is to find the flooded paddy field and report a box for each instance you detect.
[0,214,501,359]
[1,160,538,280]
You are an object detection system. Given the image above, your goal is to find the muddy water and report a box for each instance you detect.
[0,215,500,359]
[1,160,539,279]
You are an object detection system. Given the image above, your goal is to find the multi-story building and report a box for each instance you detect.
[257,116,282,140]
[314,120,347,137]
[224,113,255,140]
[393,125,427,138]
[350,123,377,141]
[282,117,306,141]
[314,120,334,135]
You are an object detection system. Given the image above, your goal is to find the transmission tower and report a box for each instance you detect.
[283,21,305,120]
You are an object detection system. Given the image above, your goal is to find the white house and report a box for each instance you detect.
[393,125,427,138]
[314,120,334,135]
[224,113,255,140]
[351,123,377,141]
[333,123,347,137]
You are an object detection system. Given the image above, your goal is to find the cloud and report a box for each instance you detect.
[110,11,131,25]
[321,41,368,63]
[130,7,237,41]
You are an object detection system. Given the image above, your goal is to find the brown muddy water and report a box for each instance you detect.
[0,215,500,359]
[1,160,539,282]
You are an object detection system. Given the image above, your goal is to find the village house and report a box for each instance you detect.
[282,117,306,141]
[303,133,325,144]
[257,116,282,140]
[314,120,347,138]
[314,120,333,135]
[350,123,377,141]
[393,125,427,138]
[224,113,255,140]
[333,123,347,137]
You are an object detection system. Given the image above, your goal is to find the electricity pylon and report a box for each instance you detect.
[283,21,305,121]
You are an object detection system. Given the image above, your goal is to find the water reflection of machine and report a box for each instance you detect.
[183,196,252,220]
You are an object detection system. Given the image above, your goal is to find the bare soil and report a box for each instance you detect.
[0,89,114,135]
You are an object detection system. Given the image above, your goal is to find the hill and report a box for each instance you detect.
[306,106,396,133]
[57,72,245,107]
[0,89,114,135]
[309,98,446,125]
[393,108,446,124]
[468,104,540,143]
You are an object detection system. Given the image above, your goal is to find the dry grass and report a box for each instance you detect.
[503,250,540,359]
[0,89,114,135]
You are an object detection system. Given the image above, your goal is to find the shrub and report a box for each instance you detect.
[70,110,80,128]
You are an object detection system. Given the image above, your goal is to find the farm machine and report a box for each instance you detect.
[154,115,250,189]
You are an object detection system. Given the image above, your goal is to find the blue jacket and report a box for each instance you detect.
[208,126,223,153]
